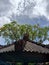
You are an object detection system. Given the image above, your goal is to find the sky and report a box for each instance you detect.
[0,0,49,45]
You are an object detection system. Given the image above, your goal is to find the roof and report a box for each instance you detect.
[0,43,15,53]
[0,40,49,54]
[23,41,49,54]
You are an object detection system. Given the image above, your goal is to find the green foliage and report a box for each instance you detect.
[16,62,23,65]
[0,21,49,44]
[28,63,35,65]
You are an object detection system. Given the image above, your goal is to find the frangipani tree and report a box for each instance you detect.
[0,21,20,44]
[0,21,49,44]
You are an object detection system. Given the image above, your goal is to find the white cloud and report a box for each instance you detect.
[33,0,47,16]
[0,16,11,27]
[9,0,49,19]
[0,0,49,26]
[0,0,13,17]
[43,40,49,45]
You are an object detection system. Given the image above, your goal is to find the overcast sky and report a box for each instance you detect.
[0,0,49,45]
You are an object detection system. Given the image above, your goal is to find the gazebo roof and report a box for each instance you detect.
[0,40,49,63]
[24,41,49,54]
[0,40,49,54]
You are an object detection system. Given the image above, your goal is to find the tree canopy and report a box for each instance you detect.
[0,21,49,44]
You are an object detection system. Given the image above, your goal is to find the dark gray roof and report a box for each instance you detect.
[0,40,49,54]
[23,41,49,54]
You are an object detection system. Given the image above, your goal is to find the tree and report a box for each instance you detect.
[19,24,33,39]
[0,21,20,44]
[0,21,49,44]
[32,24,49,43]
